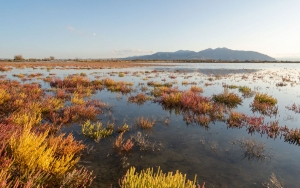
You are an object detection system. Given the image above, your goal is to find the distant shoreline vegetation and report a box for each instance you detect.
[0,59,299,63]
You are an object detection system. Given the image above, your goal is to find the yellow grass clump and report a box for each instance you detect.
[9,127,79,175]
[82,120,113,141]
[119,72,125,77]
[76,85,93,97]
[161,92,183,107]
[41,97,64,113]
[212,89,242,108]
[11,102,42,127]
[71,92,85,105]
[254,93,277,106]
[120,166,201,188]
[0,88,11,104]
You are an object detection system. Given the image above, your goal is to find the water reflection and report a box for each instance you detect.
[1,63,300,187]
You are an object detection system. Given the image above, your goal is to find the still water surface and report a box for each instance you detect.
[3,63,300,187]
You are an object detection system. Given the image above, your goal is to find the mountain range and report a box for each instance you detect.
[123,48,276,61]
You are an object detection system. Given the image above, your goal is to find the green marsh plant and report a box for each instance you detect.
[212,89,242,108]
[82,120,113,142]
[250,93,278,116]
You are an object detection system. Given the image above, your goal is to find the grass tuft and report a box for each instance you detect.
[254,93,277,106]
[212,89,242,108]
[135,116,156,129]
[120,166,202,188]
[82,120,113,142]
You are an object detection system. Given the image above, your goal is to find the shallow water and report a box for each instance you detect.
[2,63,300,187]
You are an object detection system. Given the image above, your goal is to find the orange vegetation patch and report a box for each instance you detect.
[0,60,167,69]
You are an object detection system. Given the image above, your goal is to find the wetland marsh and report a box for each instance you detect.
[1,62,300,187]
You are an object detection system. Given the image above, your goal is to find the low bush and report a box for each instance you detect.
[238,86,253,97]
[227,111,248,128]
[159,92,182,108]
[250,101,278,117]
[212,90,242,108]
[254,93,277,106]
[82,120,113,142]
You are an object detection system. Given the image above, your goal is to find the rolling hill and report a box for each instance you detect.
[123,48,276,61]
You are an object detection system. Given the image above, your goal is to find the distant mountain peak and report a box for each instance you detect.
[176,50,192,52]
[123,48,276,61]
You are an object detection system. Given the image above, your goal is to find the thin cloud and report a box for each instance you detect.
[66,26,75,31]
[113,49,154,55]
[66,25,88,36]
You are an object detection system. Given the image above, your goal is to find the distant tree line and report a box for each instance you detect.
[6,55,56,62]
[0,55,298,63]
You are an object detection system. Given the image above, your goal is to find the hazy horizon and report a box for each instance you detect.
[1,1,299,60]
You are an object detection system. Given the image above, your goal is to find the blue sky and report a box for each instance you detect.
[1,1,299,60]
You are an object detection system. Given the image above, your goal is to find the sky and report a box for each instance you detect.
[0,1,300,60]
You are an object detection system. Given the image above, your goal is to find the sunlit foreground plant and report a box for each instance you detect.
[120,166,204,188]
[0,125,94,187]
[10,127,79,175]
[0,77,107,187]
